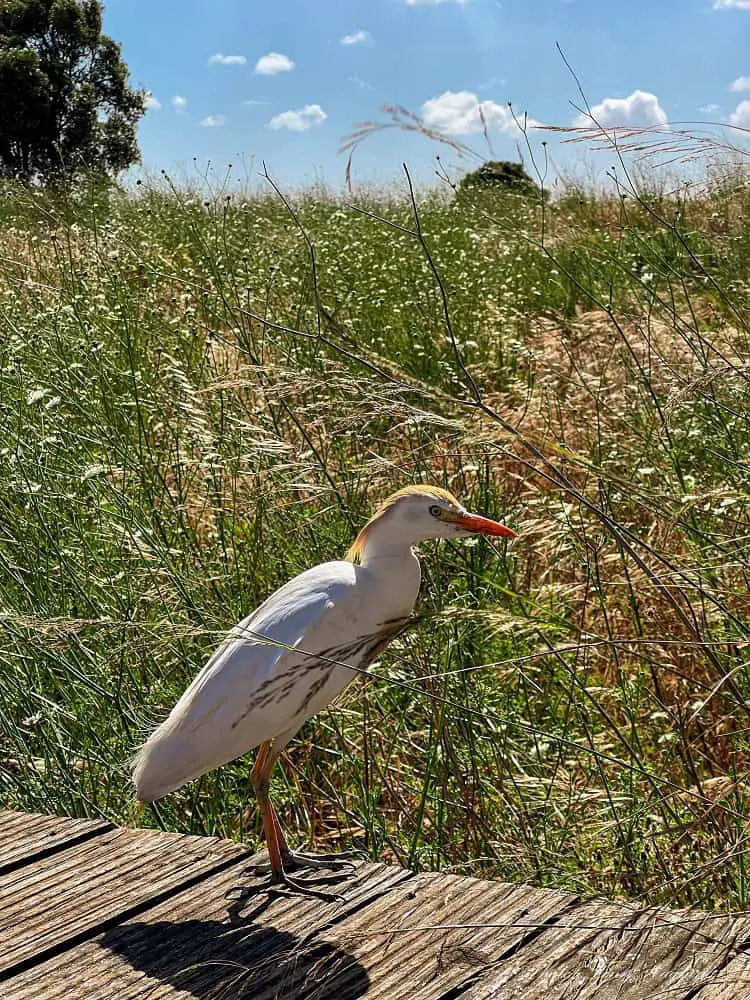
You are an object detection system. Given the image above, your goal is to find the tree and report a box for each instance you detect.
[457,160,546,201]
[0,0,145,183]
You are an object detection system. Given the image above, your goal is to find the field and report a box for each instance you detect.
[1,153,750,912]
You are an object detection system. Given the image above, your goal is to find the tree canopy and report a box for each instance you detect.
[0,0,145,183]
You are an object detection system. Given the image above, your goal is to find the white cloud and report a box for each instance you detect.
[349,75,375,91]
[200,114,227,127]
[171,94,187,113]
[268,104,326,131]
[340,30,369,45]
[575,90,668,128]
[144,92,161,111]
[729,100,750,127]
[420,91,532,135]
[713,0,750,8]
[699,103,721,114]
[729,76,750,92]
[255,52,295,75]
[243,99,268,106]
[208,53,246,66]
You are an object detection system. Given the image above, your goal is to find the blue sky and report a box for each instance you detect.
[103,0,750,190]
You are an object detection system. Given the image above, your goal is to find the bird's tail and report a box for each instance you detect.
[130,723,201,803]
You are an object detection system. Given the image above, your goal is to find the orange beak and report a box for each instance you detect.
[454,511,517,539]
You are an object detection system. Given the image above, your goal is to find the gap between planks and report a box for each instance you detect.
[3,810,750,999]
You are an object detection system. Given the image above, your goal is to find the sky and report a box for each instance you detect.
[102,0,750,191]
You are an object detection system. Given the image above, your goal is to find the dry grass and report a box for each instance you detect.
[1,161,750,910]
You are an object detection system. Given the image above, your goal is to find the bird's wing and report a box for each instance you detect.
[132,561,366,800]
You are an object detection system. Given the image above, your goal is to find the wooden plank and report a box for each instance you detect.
[3,854,412,998]
[686,945,750,998]
[4,809,750,999]
[0,810,111,873]
[314,872,577,999]
[457,898,750,1000]
[0,824,248,980]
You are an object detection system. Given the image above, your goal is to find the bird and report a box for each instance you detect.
[132,484,516,897]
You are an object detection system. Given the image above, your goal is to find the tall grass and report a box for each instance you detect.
[1,153,750,912]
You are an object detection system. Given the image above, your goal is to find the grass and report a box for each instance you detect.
[1,152,750,913]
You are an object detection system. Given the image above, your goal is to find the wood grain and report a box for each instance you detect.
[4,852,411,998]
[0,809,110,874]
[460,898,750,1000]
[3,809,750,1000]
[314,870,577,1000]
[0,823,247,979]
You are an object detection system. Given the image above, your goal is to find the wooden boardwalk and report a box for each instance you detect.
[2,809,750,999]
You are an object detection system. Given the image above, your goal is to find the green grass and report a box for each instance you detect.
[1,161,750,911]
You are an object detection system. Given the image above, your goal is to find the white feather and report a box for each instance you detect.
[131,485,514,804]
[132,559,415,801]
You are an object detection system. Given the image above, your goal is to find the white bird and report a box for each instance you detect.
[132,484,516,896]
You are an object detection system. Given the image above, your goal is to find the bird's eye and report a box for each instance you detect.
[429,505,443,518]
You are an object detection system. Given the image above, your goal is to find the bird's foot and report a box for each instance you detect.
[225,868,344,906]
[249,847,363,878]
[268,868,346,902]
[237,847,361,902]
[283,848,363,874]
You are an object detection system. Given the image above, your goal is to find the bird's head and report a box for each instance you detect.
[347,485,516,562]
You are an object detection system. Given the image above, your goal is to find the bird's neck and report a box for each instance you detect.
[357,534,422,594]
[359,538,420,566]
[347,523,422,620]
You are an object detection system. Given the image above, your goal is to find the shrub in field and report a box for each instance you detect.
[457,160,546,203]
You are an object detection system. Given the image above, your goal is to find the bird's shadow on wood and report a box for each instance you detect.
[99,905,369,1000]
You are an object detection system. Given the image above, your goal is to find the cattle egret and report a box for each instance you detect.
[132,485,516,897]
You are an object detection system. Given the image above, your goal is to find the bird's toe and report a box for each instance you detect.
[283,848,362,874]
[269,869,346,902]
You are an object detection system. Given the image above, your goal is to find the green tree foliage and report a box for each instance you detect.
[0,0,144,182]
[458,160,545,200]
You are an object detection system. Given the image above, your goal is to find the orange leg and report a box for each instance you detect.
[268,799,291,859]
[249,741,285,876]
[249,740,352,900]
